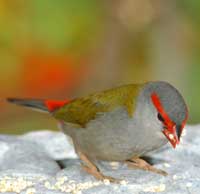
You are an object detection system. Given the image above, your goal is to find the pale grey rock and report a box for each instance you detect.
[20,187,66,194]
[0,125,199,193]
[21,130,77,160]
[1,193,16,194]
[0,138,60,175]
[0,141,9,159]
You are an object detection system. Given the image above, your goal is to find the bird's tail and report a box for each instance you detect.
[7,98,70,112]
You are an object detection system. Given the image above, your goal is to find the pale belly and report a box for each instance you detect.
[61,108,168,161]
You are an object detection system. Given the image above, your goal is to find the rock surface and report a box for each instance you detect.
[0,125,199,194]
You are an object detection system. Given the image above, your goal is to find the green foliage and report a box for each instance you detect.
[27,0,102,50]
[180,0,200,22]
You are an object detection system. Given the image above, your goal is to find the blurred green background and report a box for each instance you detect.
[0,0,199,134]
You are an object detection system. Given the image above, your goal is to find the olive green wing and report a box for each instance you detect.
[53,84,144,127]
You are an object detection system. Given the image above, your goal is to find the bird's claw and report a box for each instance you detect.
[81,164,121,183]
[126,158,168,176]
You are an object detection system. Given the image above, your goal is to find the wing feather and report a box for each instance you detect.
[53,84,143,127]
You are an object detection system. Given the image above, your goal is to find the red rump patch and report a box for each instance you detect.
[45,100,70,112]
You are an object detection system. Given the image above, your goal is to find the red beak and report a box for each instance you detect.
[163,125,179,148]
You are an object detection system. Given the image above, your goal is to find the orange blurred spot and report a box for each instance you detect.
[21,52,89,97]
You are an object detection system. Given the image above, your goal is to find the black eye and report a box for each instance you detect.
[157,113,165,122]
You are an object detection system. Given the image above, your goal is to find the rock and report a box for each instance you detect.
[0,137,60,176]
[0,125,199,193]
[20,130,77,160]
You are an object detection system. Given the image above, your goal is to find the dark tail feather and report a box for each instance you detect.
[7,98,49,112]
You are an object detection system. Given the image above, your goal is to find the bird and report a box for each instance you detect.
[7,81,188,182]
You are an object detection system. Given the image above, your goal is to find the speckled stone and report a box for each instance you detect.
[0,125,199,194]
[0,139,60,175]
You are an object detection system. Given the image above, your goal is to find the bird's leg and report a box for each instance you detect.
[74,145,120,183]
[126,157,168,176]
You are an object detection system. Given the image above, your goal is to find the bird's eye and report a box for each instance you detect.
[157,113,165,122]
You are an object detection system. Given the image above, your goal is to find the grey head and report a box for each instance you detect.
[136,81,188,148]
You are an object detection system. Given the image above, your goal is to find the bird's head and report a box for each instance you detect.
[151,92,188,148]
[149,82,188,148]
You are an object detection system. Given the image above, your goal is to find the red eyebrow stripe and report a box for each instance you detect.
[151,93,175,129]
[44,99,70,112]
